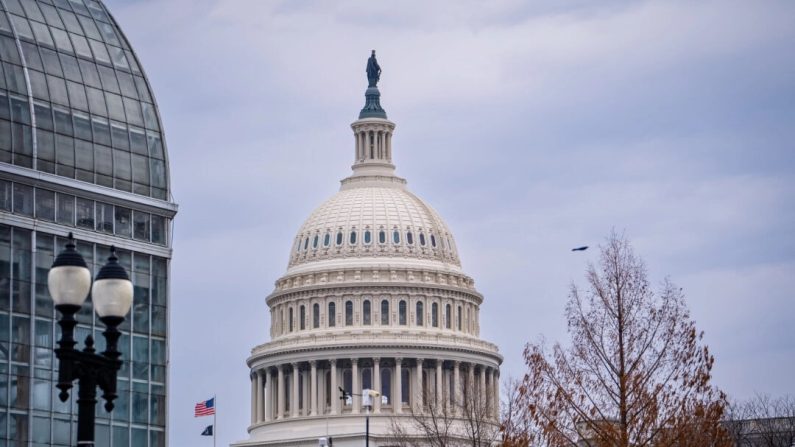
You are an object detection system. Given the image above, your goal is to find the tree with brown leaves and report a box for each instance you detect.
[519,232,730,447]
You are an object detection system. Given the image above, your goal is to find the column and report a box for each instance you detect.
[453,361,461,413]
[255,370,263,422]
[373,358,381,413]
[468,363,475,411]
[277,365,285,419]
[436,361,443,409]
[493,369,500,419]
[310,360,318,416]
[352,358,360,414]
[479,365,487,410]
[415,358,424,410]
[394,358,403,414]
[266,368,273,422]
[365,131,371,159]
[291,363,300,417]
[330,360,338,415]
[250,373,256,424]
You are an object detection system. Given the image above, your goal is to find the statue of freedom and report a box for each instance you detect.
[366,50,381,87]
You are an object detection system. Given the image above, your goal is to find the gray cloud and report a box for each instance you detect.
[106,0,795,444]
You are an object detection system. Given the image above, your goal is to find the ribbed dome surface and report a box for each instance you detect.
[288,185,461,269]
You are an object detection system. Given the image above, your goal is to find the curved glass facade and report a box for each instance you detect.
[0,1,175,446]
[0,0,168,200]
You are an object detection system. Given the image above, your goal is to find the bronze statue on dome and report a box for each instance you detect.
[366,50,381,87]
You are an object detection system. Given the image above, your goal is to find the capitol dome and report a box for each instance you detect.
[235,53,501,447]
[288,184,462,274]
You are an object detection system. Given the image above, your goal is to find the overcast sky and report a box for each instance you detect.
[104,1,795,445]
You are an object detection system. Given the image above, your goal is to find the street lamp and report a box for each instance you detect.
[48,233,133,446]
[339,387,381,447]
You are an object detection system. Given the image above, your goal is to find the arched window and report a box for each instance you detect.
[419,232,426,246]
[406,231,414,245]
[313,303,320,328]
[381,300,389,325]
[445,304,451,329]
[363,300,371,325]
[416,301,424,326]
[336,231,343,246]
[349,230,357,245]
[401,368,410,405]
[381,368,392,404]
[457,305,462,330]
[393,229,400,244]
[312,234,318,249]
[289,307,294,332]
[299,305,306,330]
[431,234,437,247]
[323,232,330,247]
[328,302,336,327]
[431,302,439,328]
[399,300,407,325]
[362,367,372,390]
[378,230,386,244]
[345,300,353,326]
[364,230,372,244]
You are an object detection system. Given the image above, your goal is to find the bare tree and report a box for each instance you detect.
[389,380,500,447]
[518,232,730,447]
[725,394,795,447]
[500,376,536,447]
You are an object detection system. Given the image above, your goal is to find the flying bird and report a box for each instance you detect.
[571,246,589,252]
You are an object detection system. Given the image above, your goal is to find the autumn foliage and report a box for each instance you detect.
[515,233,730,447]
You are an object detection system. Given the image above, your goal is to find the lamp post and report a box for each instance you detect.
[48,233,133,446]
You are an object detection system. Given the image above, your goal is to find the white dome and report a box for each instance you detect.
[288,184,461,273]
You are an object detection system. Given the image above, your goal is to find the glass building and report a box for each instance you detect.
[0,0,176,445]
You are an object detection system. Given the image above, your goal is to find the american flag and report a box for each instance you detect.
[194,397,215,417]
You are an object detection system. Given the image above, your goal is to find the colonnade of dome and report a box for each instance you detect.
[248,356,500,424]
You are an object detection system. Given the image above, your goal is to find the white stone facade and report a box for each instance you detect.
[232,89,501,447]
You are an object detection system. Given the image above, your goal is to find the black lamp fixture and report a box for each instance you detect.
[48,233,133,446]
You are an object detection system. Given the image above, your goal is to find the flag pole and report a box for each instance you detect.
[213,394,217,447]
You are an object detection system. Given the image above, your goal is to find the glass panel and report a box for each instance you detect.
[115,206,131,237]
[133,210,150,241]
[88,39,110,63]
[51,27,74,53]
[12,182,33,216]
[66,80,88,110]
[0,179,10,210]
[95,202,113,233]
[56,193,75,226]
[35,188,55,221]
[151,214,165,245]
[75,197,94,229]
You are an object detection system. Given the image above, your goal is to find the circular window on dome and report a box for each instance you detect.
[349,230,357,245]
[312,234,319,249]
[406,231,414,245]
[323,232,331,247]
[392,229,400,244]
[378,229,386,244]
[336,231,343,246]
[364,229,372,245]
[303,237,309,251]
[430,234,437,248]
[419,232,426,246]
